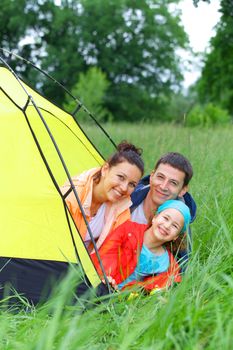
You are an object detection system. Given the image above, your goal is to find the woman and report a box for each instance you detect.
[91,200,191,292]
[61,141,144,250]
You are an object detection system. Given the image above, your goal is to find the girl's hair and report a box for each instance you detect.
[164,234,188,260]
[107,141,144,174]
[94,140,144,183]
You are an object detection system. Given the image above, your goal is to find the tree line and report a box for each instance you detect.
[0,0,232,125]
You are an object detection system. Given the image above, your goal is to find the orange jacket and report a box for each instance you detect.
[60,168,131,249]
[91,220,181,291]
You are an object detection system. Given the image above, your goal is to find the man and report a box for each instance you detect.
[130,152,196,268]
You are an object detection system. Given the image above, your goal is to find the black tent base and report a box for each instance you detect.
[0,257,110,307]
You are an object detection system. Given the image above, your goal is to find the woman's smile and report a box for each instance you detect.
[112,188,124,199]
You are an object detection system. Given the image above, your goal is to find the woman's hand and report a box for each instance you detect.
[102,276,118,290]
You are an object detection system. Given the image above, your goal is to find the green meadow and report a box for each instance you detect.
[1,123,233,349]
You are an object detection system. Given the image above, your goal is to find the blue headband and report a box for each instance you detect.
[157,199,191,233]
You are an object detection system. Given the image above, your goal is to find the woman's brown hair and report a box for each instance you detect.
[94,140,144,183]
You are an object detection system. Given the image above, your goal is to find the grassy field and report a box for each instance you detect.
[1,123,233,349]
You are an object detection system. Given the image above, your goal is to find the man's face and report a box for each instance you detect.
[149,163,187,207]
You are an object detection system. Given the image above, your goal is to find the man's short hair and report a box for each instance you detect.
[154,152,193,187]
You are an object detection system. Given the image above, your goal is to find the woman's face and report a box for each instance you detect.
[101,161,142,202]
[151,208,184,243]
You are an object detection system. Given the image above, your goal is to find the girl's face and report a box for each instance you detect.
[151,208,184,243]
[101,161,142,202]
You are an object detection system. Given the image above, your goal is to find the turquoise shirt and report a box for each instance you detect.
[118,244,169,289]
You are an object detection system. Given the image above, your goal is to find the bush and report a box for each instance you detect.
[63,67,112,123]
[185,103,231,127]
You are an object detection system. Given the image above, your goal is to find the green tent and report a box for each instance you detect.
[0,66,109,304]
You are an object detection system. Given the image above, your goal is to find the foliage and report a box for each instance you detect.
[185,103,231,127]
[193,0,211,5]
[1,123,233,349]
[197,0,233,116]
[42,0,188,121]
[64,66,112,123]
[0,0,59,79]
[0,1,36,52]
[163,91,198,124]
[0,0,189,121]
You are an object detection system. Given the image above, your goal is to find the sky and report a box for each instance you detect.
[178,0,221,88]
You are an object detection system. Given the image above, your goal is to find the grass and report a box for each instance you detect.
[1,122,233,349]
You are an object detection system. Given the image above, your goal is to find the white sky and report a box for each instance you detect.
[178,0,221,88]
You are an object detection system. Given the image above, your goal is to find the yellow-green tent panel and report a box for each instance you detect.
[0,67,104,287]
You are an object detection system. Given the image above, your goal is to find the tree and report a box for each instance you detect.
[197,0,233,115]
[1,0,188,121]
[0,1,39,67]
[193,0,211,5]
[41,0,188,120]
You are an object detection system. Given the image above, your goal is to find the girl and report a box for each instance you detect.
[61,141,144,250]
[91,200,191,291]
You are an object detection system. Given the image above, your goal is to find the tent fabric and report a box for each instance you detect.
[0,257,110,304]
[0,66,105,294]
